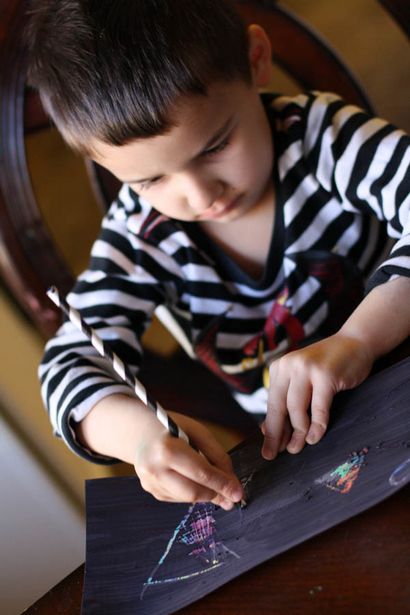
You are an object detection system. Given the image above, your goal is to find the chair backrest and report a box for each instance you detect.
[0,0,404,337]
[378,0,410,38]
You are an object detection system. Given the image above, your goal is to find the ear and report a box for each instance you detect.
[247,24,272,88]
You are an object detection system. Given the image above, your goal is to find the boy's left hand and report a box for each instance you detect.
[261,333,374,460]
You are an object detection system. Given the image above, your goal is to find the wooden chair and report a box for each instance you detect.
[0,0,407,339]
[379,0,410,38]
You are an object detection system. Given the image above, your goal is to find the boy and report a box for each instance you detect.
[30,0,410,511]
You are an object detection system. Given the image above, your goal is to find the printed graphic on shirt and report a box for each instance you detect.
[194,250,363,395]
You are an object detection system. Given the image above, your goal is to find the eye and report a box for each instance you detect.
[202,135,231,158]
[136,176,163,191]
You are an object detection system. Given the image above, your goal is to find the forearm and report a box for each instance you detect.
[76,394,159,464]
[339,276,410,360]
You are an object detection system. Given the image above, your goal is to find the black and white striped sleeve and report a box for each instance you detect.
[303,91,410,290]
[39,188,183,463]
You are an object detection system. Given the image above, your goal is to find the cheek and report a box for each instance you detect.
[137,188,173,213]
[140,189,194,220]
[223,146,269,187]
[223,125,272,187]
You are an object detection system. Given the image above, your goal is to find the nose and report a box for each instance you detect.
[178,172,224,214]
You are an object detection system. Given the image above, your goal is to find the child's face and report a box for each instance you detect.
[91,26,274,224]
[92,79,273,223]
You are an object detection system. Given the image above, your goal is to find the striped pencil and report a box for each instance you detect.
[47,286,247,508]
[47,285,190,445]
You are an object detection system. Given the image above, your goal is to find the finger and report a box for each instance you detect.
[169,440,243,504]
[279,417,292,452]
[306,382,333,445]
[261,418,291,452]
[188,422,235,476]
[286,378,312,454]
[263,368,290,460]
[211,493,236,511]
[152,469,235,511]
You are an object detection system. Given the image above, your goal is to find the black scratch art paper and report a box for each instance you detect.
[82,358,410,614]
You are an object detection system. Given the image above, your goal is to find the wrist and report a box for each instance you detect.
[338,278,410,360]
[336,327,377,364]
[77,394,160,464]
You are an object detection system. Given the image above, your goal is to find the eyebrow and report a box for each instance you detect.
[122,116,234,185]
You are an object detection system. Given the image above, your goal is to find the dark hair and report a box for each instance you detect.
[26,0,251,153]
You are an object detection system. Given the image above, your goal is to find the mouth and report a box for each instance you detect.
[198,195,241,221]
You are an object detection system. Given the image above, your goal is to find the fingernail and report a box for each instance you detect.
[307,424,326,445]
[288,436,302,452]
[306,430,317,445]
[232,488,243,502]
[222,500,234,511]
[262,446,274,460]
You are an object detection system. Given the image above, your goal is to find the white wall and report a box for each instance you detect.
[0,415,85,614]
[0,289,123,614]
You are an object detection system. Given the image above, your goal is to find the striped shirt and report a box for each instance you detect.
[39,91,410,463]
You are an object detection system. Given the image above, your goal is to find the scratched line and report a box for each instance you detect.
[141,502,240,599]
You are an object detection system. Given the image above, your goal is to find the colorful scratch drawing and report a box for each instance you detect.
[141,502,240,599]
[315,447,369,494]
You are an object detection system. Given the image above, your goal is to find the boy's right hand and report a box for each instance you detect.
[134,411,244,510]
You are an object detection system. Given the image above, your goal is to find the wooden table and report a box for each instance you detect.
[25,484,409,614]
